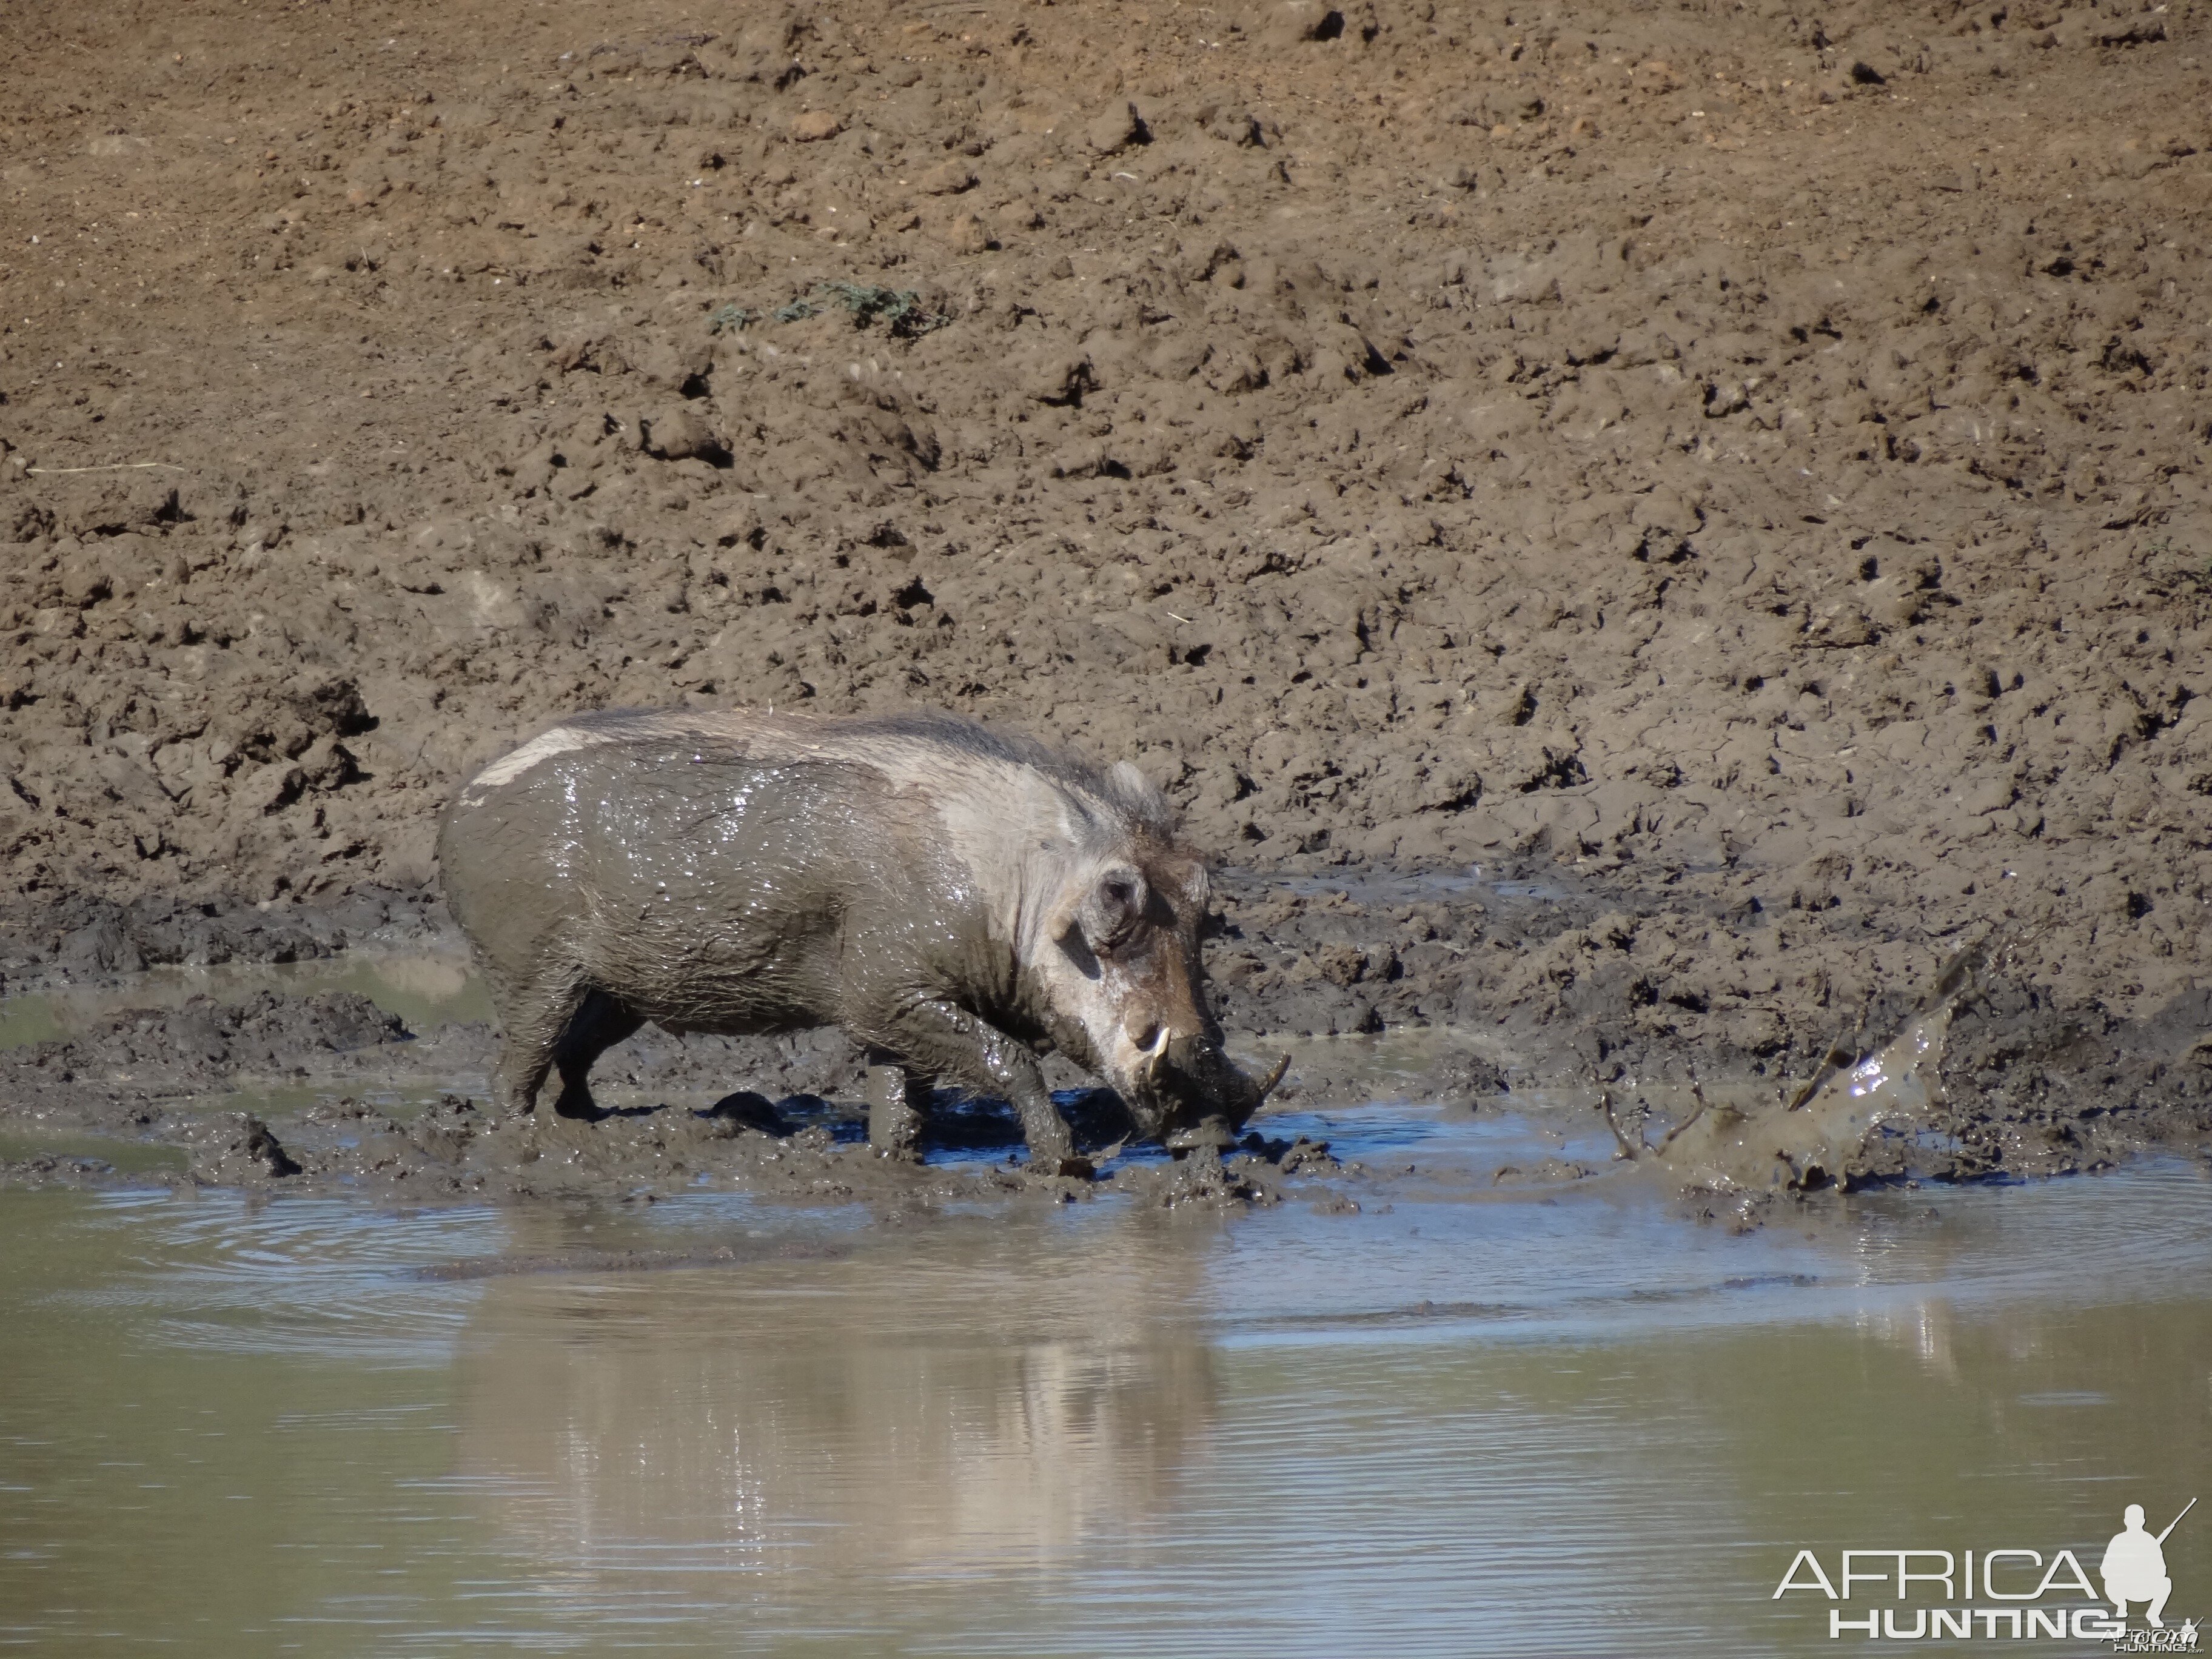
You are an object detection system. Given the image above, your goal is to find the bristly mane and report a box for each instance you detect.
[561,706,1178,838]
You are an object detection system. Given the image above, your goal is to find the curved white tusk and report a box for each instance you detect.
[1143,1026,1171,1074]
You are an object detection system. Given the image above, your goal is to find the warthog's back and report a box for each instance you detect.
[454,708,1155,816]
[444,708,1168,876]
[438,708,1176,1030]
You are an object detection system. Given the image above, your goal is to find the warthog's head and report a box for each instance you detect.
[1037,831,1288,1153]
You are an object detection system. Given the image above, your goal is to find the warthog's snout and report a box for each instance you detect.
[1153,1033,1291,1152]
[1104,1018,1187,1140]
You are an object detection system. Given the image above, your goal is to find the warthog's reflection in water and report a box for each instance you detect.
[449,1208,1220,1585]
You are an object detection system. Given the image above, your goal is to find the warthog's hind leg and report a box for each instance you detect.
[486,973,583,1120]
[549,988,645,1119]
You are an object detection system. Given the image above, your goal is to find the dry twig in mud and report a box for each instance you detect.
[1598,1083,1638,1162]
[1651,1079,1711,1155]
[25,461,189,474]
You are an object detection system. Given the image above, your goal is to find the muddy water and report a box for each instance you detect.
[2,1104,2206,1657]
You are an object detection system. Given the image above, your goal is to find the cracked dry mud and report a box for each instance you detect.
[2,0,2210,1206]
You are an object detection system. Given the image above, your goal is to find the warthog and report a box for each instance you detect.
[438,708,1286,1173]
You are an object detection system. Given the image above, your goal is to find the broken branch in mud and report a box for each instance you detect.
[1651,1080,1711,1156]
[1598,1084,1638,1162]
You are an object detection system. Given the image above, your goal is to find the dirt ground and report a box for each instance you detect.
[2,0,2210,1195]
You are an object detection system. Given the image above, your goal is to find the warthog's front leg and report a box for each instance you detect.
[861,1056,923,1161]
[850,996,1087,1176]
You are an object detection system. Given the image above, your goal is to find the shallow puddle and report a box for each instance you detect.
[0,1129,189,1178]
[0,951,492,1053]
[1,1106,2205,1655]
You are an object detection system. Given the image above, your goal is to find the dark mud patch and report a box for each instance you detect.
[0,886,448,984]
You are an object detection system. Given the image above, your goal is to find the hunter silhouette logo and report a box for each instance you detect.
[2103,1500,2190,1629]
[1774,1496,2199,1644]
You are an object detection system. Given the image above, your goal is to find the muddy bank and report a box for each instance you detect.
[0,884,446,980]
[2,861,2205,1208]
[3,0,2210,1070]
[0,971,1338,1207]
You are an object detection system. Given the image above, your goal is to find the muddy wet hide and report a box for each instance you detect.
[1616,941,1988,1196]
[435,708,1272,1176]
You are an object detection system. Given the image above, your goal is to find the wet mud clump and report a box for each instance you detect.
[1616,940,1985,1195]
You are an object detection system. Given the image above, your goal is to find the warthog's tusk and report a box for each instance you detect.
[1143,1026,1171,1075]
[1252,1053,1291,1106]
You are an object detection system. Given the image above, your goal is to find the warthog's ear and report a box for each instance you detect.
[1076,863,1150,953]
[1108,759,1159,801]
[1106,759,1173,826]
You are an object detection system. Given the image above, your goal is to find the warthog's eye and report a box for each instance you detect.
[1079,863,1150,954]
